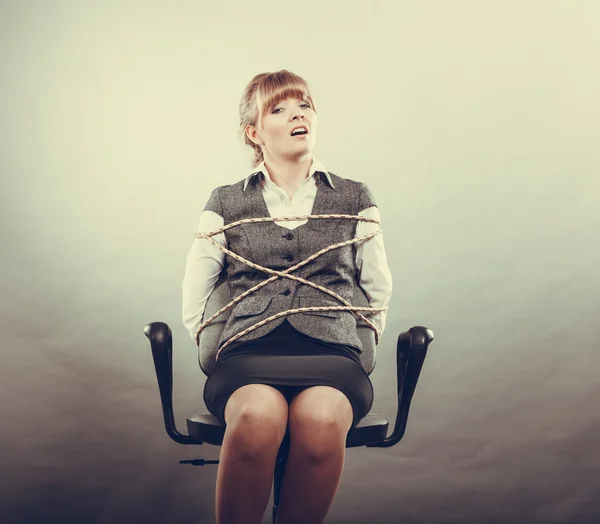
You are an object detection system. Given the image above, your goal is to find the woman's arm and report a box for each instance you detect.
[354,204,393,339]
[182,209,227,344]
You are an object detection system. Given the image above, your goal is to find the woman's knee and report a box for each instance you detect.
[288,386,354,461]
[224,384,289,450]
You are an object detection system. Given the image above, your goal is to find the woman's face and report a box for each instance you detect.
[249,96,317,161]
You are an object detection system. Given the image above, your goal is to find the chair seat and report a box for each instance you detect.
[186,412,389,448]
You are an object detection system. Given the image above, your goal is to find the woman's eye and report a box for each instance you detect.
[272,102,310,113]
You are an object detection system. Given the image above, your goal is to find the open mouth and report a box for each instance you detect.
[290,126,308,136]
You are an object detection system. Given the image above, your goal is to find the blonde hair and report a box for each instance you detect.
[239,70,318,167]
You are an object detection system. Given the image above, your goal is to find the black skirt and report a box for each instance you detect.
[203,319,374,428]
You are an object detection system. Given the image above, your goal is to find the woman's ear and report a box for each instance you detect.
[245,124,264,146]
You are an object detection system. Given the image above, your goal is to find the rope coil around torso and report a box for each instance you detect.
[195,214,388,361]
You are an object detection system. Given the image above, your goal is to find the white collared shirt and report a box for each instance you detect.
[182,158,393,345]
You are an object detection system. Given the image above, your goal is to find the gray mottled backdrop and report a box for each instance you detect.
[1,1,599,523]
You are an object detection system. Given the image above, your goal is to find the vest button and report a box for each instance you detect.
[281,289,291,296]
[283,254,294,261]
[283,232,294,240]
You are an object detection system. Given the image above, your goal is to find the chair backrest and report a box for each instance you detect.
[198,271,377,377]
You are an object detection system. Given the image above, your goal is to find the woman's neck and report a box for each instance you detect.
[263,154,313,192]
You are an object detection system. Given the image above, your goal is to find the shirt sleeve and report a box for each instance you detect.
[182,190,227,344]
[354,186,393,339]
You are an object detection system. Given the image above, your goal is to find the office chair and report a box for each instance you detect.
[145,275,434,523]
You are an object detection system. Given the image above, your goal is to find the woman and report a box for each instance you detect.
[182,70,393,524]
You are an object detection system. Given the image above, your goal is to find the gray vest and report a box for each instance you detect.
[198,172,378,376]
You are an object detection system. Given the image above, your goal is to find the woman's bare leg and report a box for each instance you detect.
[274,386,354,524]
[215,384,289,524]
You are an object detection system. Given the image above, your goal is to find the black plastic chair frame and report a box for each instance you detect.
[145,321,433,523]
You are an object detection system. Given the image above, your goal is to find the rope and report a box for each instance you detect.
[194,214,388,360]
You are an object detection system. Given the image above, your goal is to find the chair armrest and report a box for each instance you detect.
[367,326,434,448]
[144,321,202,445]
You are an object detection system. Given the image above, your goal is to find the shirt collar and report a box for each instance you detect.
[243,157,336,191]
